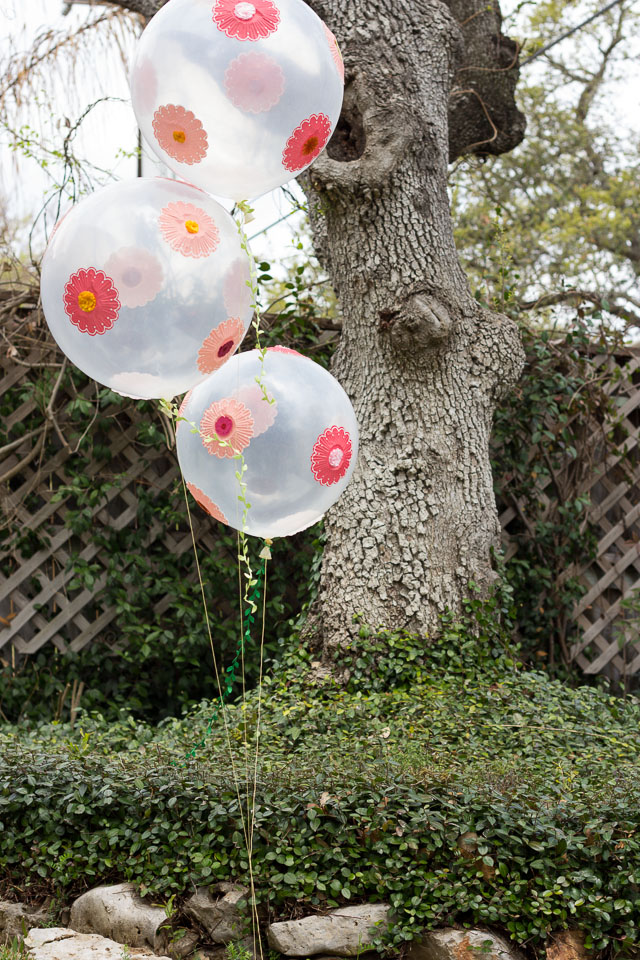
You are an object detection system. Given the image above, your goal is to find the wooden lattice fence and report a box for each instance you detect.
[3,313,640,681]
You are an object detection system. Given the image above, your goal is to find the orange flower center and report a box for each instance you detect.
[173,129,186,143]
[302,136,319,156]
[185,220,199,234]
[77,290,97,312]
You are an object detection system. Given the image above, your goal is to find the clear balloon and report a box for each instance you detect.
[130,0,344,200]
[176,348,358,538]
[41,178,253,399]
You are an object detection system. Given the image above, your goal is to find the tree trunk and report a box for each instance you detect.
[103,0,526,649]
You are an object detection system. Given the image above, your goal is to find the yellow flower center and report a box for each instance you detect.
[173,129,186,143]
[185,220,199,234]
[77,290,97,312]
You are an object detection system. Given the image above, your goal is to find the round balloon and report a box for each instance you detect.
[41,178,253,399]
[130,0,344,200]
[176,347,358,537]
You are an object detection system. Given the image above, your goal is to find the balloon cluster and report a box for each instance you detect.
[40,0,357,540]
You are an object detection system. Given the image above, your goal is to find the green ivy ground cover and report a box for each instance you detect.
[2,623,640,955]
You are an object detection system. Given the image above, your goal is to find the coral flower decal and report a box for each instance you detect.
[131,56,158,115]
[186,482,228,524]
[152,104,208,165]
[104,247,164,308]
[63,268,120,335]
[267,345,301,356]
[177,389,194,427]
[212,0,280,41]
[223,258,253,316]
[224,52,285,114]
[197,317,245,374]
[200,397,254,458]
[235,383,277,437]
[310,425,352,485]
[323,23,344,82]
[282,113,332,172]
[159,201,219,258]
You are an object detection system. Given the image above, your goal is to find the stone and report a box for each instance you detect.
[155,928,200,960]
[406,929,523,960]
[266,904,390,957]
[0,901,49,945]
[183,885,249,944]
[24,928,172,960]
[546,931,588,960]
[69,884,167,951]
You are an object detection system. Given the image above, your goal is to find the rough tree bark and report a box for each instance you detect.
[104,0,526,650]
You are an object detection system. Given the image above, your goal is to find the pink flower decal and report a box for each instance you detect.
[267,345,301,356]
[235,383,277,437]
[177,389,193,426]
[212,0,280,41]
[200,397,254,458]
[311,426,352,485]
[323,23,344,82]
[63,268,120,336]
[159,201,220,259]
[197,317,245,374]
[283,113,332,172]
[104,247,164,308]
[186,482,228,524]
[223,258,253,316]
[224,52,285,114]
[152,104,208,165]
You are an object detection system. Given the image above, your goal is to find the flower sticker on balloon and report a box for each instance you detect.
[311,425,352,485]
[224,52,285,114]
[212,0,280,41]
[197,317,245,374]
[63,268,120,336]
[223,258,253,316]
[323,23,344,83]
[201,397,254,458]
[186,481,228,524]
[104,248,164,309]
[234,383,277,437]
[159,201,220,258]
[152,104,208,165]
[267,345,301,356]
[283,113,332,172]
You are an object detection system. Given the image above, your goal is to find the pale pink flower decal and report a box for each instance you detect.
[186,482,228,524]
[63,268,120,336]
[152,104,208,165]
[197,317,245,374]
[267,345,301,356]
[223,258,253,316]
[212,0,280,41]
[201,397,254,458]
[283,113,332,172]
[159,201,220,259]
[235,383,277,437]
[131,56,158,115]
[311,425,352,485]
[177,389,194,427]
[323,23,344,83]
[224,52,285,114]
[104,247,164,308]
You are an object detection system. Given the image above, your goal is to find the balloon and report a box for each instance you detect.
[41,178,253,399]
[130,0,344,200]
[176,347,358,537]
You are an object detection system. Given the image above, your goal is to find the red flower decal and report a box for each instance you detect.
[323,23,344,82]
[311,426,352,485]
[63,268,120,335]
[267,345,301,356]
[186,482,228,524]
[282,113,332,172]
[200,397,254,458]
[152,104,208,165]
[197,317,245,374]
[212,0,280,41]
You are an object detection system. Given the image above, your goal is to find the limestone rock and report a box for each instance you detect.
[184,885,249,944]
[70,884,167,951]
[407,929,522,960]
[25,928,171,960]
[267,904,390,957]
[0,901,49,944]
[546,931,588,960]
